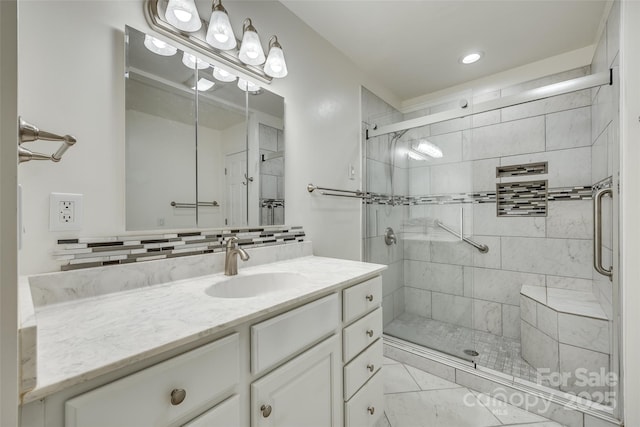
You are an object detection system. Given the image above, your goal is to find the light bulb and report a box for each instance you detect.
[213,67,237,82]
[191,78,215,91]
[461,52,483,64]
[238,19,266,66]
[206,2,237,51]
[182,52,209,70]
[165,0,202,32]
[264,37,288,78]
[143,34,177,56]
[237,79,260,92]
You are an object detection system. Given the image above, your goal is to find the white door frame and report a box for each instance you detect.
[0,0,19,425]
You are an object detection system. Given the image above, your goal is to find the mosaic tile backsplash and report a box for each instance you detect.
[496,180,548,217]
[54,226,305,271]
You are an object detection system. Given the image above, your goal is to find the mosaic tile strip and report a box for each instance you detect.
[497,180,548,216]
[496,161,548,178]
[592,176,613,192]
[261,198,285,208]
[362,185,595,207]
[54,226,305,271]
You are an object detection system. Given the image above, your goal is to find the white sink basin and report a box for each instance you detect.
[205,272,306,298]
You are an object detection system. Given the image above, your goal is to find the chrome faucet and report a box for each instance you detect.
[224,236,250,276]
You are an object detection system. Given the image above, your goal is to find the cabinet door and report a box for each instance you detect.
[251,335,341,427]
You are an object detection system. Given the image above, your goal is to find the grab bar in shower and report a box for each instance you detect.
[435,220,489,253]
[307,184,367,199]
[593,187,613,280]
[170,201,219,209]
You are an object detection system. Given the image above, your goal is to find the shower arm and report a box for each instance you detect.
[435,220,488,253]
[18,117,77,164]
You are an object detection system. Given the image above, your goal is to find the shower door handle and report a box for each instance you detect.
[593,188,613,280]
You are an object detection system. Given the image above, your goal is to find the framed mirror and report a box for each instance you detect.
[125,26,284,231]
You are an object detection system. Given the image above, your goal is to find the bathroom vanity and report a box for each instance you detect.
[19,242,385,427]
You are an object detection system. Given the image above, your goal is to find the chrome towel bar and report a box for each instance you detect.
[435,220,489,253]
[307,183,367,199]
[18,117,77,164]
[170,201,219,209]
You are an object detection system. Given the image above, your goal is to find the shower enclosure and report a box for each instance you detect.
[361,64,621,416]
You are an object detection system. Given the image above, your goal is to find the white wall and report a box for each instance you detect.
[0,0,19,424]
[17,0,399,274]
[620,1,640,424]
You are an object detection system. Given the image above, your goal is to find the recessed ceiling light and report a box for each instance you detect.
[461,52,483,65]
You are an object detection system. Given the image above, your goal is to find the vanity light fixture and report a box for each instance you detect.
[237,78,261,93]
[143,34,177,56]
[461,52,483,64]
[213,66,237,82]
[206,0,237,50]
[146,0,289,83]
[192,78,215,91]
[165,0,202,32]
[238,19,266,66]
[264,36,288,78]
[182,52,210,70]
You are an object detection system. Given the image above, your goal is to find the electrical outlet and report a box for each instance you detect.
[50,193,83,231]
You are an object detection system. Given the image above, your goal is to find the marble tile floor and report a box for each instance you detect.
[375,357,565,427]
[385,313,551,387]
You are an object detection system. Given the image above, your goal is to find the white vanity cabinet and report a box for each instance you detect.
[341,276,383,427]
[65,334,240,427]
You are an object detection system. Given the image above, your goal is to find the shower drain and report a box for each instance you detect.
[464,349,480,357]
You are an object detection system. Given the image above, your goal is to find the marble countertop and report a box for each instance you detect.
[23,255,385,403]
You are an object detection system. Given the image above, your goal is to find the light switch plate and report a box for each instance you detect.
[49,193,83,231]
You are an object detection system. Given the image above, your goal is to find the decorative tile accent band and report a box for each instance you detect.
[54,226,305,271]
[496,161,548,178]
[364,185,593,206]
[497,180,548,217]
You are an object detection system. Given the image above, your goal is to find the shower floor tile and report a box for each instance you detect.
[385,313,551,387]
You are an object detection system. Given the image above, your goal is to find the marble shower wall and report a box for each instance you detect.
[259,123,285,225]
[402,66,597,339]
[362,88,407,326]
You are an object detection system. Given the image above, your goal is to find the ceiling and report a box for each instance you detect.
[280,0,609,102]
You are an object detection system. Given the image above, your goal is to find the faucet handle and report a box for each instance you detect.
[226,236,239,248]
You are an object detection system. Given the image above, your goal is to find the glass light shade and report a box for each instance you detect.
[182,52,210,70]
[192,78,215,91]
[237,78,261,92]
[238,30,266,66]
[143,35,177,56]
[264,45,288,78]
[165,0,202,32]
[206,10,237,50]
[213,67,237,82]
[413,140,443,158]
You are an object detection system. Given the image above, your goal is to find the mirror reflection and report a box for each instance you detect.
[125,26,284,231]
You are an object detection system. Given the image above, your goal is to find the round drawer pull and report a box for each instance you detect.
[366,329,374,338]
[368,406,375,415]
[367,364,375,372]
[365,294,374,302]
[170,388,186,406]
[261,404,272,418]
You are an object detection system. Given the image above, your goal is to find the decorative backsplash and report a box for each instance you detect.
[496,161,548,177]
[54,226,305,271]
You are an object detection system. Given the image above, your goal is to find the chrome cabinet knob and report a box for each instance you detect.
[367,406,375,415]
[366,329,374,338]
[170,388,186,405]
[365,294,374,302]
[260,404,272,418]
[367,364,375,372]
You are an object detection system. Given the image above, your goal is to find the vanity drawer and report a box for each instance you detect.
[342,307,382,363]
[344,371,383,427]
[65,334,239,427]
[251,293,339,375]
[343,339,382,400]
[183,395,240,427]
[343,276,382,324]
[343,307,382,362]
